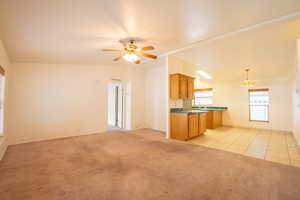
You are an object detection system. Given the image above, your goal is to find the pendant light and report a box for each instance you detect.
[240,69,255,87]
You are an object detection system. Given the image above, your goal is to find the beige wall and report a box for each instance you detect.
[144,58,168,132]
[208,80,293,132]
[7,63,146,144]
[168,55,197,77]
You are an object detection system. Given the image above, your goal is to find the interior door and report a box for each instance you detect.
[107,81,124,129]
[117,85,123,128]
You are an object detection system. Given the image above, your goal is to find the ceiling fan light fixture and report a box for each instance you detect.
[102,39,156,64]
[123,53,139,62]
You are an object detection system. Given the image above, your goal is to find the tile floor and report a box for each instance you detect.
[189,127,300,167]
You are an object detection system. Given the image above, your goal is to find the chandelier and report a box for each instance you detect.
[240,69,255,87]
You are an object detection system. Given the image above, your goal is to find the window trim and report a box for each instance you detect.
[193,88,213,105]
[248,88,269,122]
[194,88,213,92]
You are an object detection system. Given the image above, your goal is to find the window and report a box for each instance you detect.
[194,88,213,105]
[249,89,269,122]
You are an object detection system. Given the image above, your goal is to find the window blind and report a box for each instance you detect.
[194,88,213,105]
[249,89,269,122]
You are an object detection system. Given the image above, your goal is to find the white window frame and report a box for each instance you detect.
[194,88,213,106]
[248,89,269,122]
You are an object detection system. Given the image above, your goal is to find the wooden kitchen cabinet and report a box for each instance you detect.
[180,76,188,99]
[187,78,194,99]
[214,111,222,128]
[170,113,189,140]
[169,74,180,99]
[198,113,207,135]
[188,114,199,138]
[170,112,205,141]
[206,111,223,129]
[169,73,195,99]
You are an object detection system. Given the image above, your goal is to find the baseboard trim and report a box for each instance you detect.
[146,128,166,134]
[0,137,8,160]
[223,125,292,134]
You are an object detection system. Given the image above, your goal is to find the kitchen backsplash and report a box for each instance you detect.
[183,99,192,109]
[169,99,193,109]
[169,99,183,108]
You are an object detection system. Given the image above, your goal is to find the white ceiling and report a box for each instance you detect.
[174,17,300,82]
[0,0,300,64]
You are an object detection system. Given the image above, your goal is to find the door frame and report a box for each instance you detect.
[107,80,127,130]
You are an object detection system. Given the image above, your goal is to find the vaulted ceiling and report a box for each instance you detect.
[0,0,300,65]
[174,18,300,82]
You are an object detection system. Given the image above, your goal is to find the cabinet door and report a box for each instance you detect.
[188,114,199,138]
[169,75,180,99]
[199,113,207,135]
[212,111,223,128]
[216,111,222,127]
[206,111,213,129]
[219,111,223,127]
[212,111,218,128]
[180,77,188,99]
[187,78,194,99]
[170,113,189,141]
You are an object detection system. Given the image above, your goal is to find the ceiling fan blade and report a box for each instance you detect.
[113,55,123,61]
[141,46,154,51]
[134,60,141,64]
[102,49,123,52]
[140,52,157,59]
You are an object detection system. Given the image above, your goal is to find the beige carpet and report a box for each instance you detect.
[1,129,300,200]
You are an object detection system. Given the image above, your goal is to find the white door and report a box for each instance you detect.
[107,81,123,129]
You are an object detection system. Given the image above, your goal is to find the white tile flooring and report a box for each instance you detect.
[189,127,300,167]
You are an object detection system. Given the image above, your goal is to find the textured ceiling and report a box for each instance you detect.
[0,0,300,64]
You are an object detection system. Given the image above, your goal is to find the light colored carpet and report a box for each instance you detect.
[1,129,300,200]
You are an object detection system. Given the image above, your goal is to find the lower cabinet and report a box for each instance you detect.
[206,111,223,129]
[188,114,199,138]
[170,113,189,141]
[199,113,207,135]
[170,112,207,141]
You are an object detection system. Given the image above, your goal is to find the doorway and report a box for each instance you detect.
[107,81,124,129]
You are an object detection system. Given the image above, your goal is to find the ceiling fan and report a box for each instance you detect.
[102,39,157,64]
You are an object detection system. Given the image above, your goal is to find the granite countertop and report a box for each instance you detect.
[192,106,228,111]
[170,107,228,114]
[170,108,208,114]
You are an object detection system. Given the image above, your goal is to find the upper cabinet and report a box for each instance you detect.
[170,74,181,99]
[169,73,195,99]
[187,78,194,99]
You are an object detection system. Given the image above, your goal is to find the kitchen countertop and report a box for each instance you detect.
[170,107,228,114]
[192,106,228,111]
[170,108,208,114]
